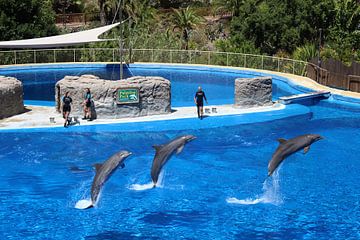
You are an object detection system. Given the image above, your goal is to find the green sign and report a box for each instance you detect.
[117,88,139,104]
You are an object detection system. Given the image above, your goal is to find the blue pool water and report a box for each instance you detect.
[1,63,359,239]
[0,101,360,239]
[0,64,304,107]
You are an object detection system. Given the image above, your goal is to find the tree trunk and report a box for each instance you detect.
[98,0,106,25]
[183,29,189,50]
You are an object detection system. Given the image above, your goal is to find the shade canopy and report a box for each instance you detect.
[0,22,120,49]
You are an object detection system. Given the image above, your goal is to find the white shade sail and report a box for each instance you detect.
[0,22,120,49]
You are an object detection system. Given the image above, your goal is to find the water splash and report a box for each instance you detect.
[227,167,283,206]
[128,171,165,191]
[129,182,154,191]
[75,199,92,209]
[72,179,95,209]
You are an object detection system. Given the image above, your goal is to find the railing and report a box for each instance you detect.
[0,48,308,76]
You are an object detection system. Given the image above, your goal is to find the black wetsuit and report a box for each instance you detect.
[195,90,207,106]
[62,96,72,112]
[195,90,207,119]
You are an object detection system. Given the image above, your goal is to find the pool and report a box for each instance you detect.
[1,64,360,239]
[0,63,306,107]
[0,100,360,239]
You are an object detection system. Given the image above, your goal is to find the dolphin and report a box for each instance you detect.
[268,134,323,176]
[75,150,132,209]
[151,135,196,186]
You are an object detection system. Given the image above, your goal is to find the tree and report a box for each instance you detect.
[326,0,360,62]
[172,7,204,49]
[0,0,58,41]
[212,0,246,17]
[227,0,334,55]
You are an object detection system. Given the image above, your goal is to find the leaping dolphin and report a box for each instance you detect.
[268,134,323,176]
[151,135,196,186]
[75,150,132,209]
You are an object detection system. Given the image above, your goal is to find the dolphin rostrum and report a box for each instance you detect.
[151,135,196,186]
[268,134,323,176]
[75,150,132,209]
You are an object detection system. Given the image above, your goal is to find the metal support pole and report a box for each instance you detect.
[261,55,264,69]
[14,51,17,64]
[53,50,56,63]
[119,0,124,80]
[277,58,280,72]
[73,49,76,62]
[226,53,229,66]
[34,50,36,63]
[293,61,295,74]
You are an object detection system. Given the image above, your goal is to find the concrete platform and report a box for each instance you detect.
[0,104,285,130]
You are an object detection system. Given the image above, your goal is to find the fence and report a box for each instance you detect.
[0,48,308,76]
[56,13,99,25]
[307,58,360,92]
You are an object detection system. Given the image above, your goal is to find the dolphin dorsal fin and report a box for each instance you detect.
[277,138,287,144]
[93,163,103,172]
[152,145,163,152]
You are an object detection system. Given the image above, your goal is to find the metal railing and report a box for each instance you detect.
[0,48,308,76]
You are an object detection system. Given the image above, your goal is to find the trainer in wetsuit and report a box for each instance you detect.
[194,86,208,120]
[62,92,72,127]
[83,88,93,121]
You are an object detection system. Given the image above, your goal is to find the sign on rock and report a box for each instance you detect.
[117,88,139,104]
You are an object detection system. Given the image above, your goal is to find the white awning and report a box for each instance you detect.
[0,22,120,49]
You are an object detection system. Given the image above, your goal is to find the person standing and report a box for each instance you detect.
[62,92,72,127]
[194,86,208,120]
[83,88,92,121]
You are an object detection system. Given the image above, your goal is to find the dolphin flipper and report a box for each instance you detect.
[176,145,184,154]
[303,146,310,154]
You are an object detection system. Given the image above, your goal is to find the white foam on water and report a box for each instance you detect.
[75,199,92,209]
[129,182,154,191]
[226,197,265,205]
[227,167,283,206]
[128,171,166,191]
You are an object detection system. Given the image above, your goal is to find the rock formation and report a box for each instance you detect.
[235,77,273,107]
[55,75,171,119]
[0,76,24,119]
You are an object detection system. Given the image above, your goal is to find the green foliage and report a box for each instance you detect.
[325,0,360,63]
[0,0,58,41]
[172,7,205,49]
[215,38,260,54]
[212,0,246,17]
[225,0,359,64]
[292,44,318,62]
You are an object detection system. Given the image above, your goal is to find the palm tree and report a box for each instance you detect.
[172,7,204,49]
[124,0,156,26]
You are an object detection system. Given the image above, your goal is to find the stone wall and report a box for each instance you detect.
[55,75,171,119]
[235,77,272,107]
[0,76,24,119]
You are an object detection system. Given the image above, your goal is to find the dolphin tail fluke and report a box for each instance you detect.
[75,199,93,210]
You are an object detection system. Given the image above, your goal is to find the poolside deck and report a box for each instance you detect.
[0,104,285,130]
